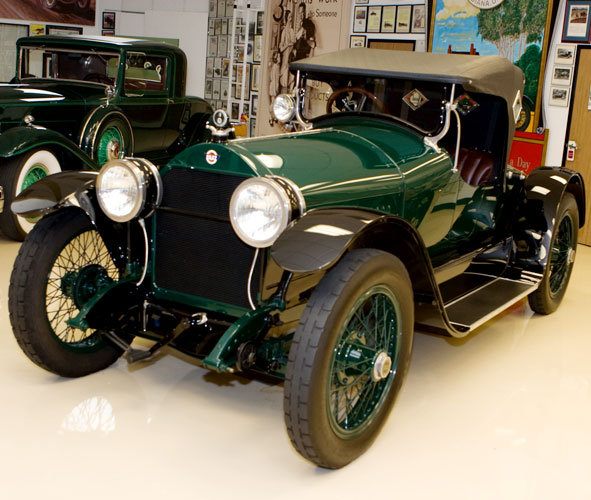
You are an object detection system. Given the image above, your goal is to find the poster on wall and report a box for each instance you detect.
[259,0,347,135]
[0,0,95,27]
[429,0,552,129]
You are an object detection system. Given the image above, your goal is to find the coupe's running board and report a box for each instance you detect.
[444,278,537,331]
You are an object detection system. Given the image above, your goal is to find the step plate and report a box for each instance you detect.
[446,278,537,332]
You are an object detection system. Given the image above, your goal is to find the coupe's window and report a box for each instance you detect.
[124,53,167,94]
[302,73,448,134]
[19,46,119,85]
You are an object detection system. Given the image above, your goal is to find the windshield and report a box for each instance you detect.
[302,73,449,134]
[19,46,120,86]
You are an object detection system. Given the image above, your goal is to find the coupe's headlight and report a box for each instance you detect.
[96,158,161,222]
[272,94,296,123]
[230,177,304,248]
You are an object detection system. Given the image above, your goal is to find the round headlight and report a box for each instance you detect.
[229,177,292,248]
[272,94,296,123]
[96,159,146,222]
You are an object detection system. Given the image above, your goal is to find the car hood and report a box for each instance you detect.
[167,120,444,211]
[0,81,107,106]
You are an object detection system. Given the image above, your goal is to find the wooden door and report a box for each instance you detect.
[567,48,591,245]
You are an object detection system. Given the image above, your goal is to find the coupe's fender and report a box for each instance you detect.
[515,166,585,274]
[78,106,134,158]
[0,126,98,170]
[11,170,98,220]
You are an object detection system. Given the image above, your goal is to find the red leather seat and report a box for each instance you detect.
[447,148,494,186]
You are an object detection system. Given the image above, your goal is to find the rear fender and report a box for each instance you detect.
[0,126,98,170]
[514,167,585,274]
[78,106,134,158]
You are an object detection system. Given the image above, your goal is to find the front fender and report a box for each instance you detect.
[0,126,98,170]
[515,166,585,273]
[11,170,98,219]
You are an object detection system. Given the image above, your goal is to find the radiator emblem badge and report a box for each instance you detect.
[205,149,219,165]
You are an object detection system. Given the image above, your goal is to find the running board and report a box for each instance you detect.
[445,278,537,332]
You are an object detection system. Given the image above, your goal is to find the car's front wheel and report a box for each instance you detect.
[9,209,126,377]
[0,149,61,240]
[528,192,579,314]
[284,249,414,468]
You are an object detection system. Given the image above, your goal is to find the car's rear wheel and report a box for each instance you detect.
[528,193,578,314]
[93,116,133,166]
[9,209,125,377]
[0,149,61,241]
[284,249,414,468]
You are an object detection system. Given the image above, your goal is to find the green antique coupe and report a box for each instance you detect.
[0,35,211,240]
[8,49,585,468]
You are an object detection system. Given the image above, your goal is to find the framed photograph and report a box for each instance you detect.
[562,0,591,42]
[208,0,217,18]
[214,57,223,77]
[208,19,215,35]
[250,118,257,137]
[214,18,222,35]
[396,5,412,33]
[231,101,240,121]
[251,64,260,92]
[353,6,367,33]
[256,11,264,35]
[102,11,115,30]
[212,79,221,100]
[205,79,213,100]
[208,36,218,58]
[251,94,258,116]
[253,35,262,63]
[222,19,228,35]
[552,65,573,86]
[101,30,115,36]
[218,35,228,57]
[206,57,214,78]
[226,0,233,17]
[30,24,45,36]
[235,82,250,100]
[236,63,251,92]
[555,44,576,65]
[369,39,416,51]
[350,35,367,48]
[221,79,230,101]
[355,0,369,3]
[367,6,382,33]
[381,6,396,33]
[411,4,426,33]
[222,58,231,78]
[217,0,225,19]
[549,86,570,106]
[47,25,83,35]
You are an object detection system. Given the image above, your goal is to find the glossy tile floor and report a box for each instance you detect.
[0,235,590,500]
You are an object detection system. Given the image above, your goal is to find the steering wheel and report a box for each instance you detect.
[83,72,113,85]
[326,87,384,114]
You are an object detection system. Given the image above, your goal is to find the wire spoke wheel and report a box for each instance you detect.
[284,249,414,468]
[548,213,574,297]
[9,209,126,377]
[97,125,124,166]
[46,228,119,349]
[328,286,400,437]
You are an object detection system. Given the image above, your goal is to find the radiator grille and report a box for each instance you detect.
[154,168,260,309]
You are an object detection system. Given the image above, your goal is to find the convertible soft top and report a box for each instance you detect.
[291,48,524,108]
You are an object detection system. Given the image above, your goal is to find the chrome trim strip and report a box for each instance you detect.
[78,105,106,149]
[247,248,259,310]
[136,218,149,287]
[0,186,4,213]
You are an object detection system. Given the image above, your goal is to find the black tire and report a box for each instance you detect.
[9,209,125,377]
[516,96,533,132]
[0,148,61,241]
[92,115,133,166]
[284,249,414,468]
[528,193,579,314]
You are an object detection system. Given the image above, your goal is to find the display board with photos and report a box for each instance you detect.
[351,0,426,49]
[204,0,263,135]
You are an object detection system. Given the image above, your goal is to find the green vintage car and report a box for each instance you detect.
[0,35,211,240]
[8,49,586,468]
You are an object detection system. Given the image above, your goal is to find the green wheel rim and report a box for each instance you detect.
[45,228,119,352]
[327,285,401,438]
[21,165,48,191]
[97,126,124,166]
[549,213,575,297]
[21,165,49,223]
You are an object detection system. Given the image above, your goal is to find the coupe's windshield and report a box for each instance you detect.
[302,73,449,134]
[19,46,119,85]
